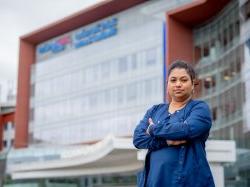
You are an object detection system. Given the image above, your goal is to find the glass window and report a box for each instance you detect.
[30,84,35,97]
[116,86,124,104]
[203,42,210,57]
[57,102,65,120]
[3,140,7,148]
[81,98,88,112]
[228,23,234,44]
[4,124,8,131]
[203,76,216,89]
[104,90,111,105]
[236,56,241,73]
[29,108,34,121]
[81,69,86,84]
[127,83,137,101]
[146,48,157,65]
[131,54,137,70]
[210,39,217,60]
[235,20,240,37]
[60,74,71,94]
[70,71,81,91]
[71,98,82,118]
[226,96,236,115]
[212,107,217,121]
[118,57,127,73]
[93,65,99,81]
[222,67,233,81]
[145,79,153,97]
[194,45,202,62]
[89,93,98,108]
[101,61,111,78]
[86,66,97,82]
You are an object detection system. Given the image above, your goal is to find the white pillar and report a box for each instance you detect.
[210,163,225,187]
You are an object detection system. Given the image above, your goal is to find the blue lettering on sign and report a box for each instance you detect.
[38,35,72,55]
[74,18,118,49]
[51,43,65,53]
[38,43,51,54]
[37,18,118,55]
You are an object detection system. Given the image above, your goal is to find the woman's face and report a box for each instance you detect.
[167,68,194,102]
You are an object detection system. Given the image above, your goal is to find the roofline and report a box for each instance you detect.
[20,0,112,40]
[21,0,147,44]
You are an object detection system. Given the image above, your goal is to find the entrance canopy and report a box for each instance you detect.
[7,135,235,180]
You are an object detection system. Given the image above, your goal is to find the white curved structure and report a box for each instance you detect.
[7,136,235,187]
[7,135,142,179]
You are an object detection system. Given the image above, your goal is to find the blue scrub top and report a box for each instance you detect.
[133,99,215,187]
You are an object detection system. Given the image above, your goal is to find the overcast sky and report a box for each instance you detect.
[0,0,103,81]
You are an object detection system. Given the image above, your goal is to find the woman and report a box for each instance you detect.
[133,60,215,187]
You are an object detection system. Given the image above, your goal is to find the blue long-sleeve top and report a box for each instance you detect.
[133,99,215,187]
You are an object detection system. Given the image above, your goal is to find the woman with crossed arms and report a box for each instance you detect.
[133,60,215,187]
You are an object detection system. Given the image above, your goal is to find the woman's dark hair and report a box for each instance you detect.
[168,60,196,83]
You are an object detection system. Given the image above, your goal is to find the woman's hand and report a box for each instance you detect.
[148,118,154,125]
[146,118,154,135]
[166,140,186,146]
[147,118,186,146]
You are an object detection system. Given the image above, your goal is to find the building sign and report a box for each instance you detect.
[74,18,117,48]
[38,35,72,54]
[37,18,118,60]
